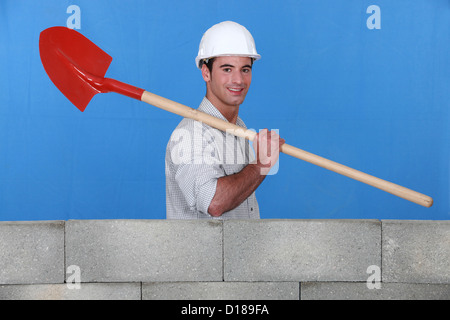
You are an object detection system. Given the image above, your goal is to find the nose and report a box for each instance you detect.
[231,70,243,85]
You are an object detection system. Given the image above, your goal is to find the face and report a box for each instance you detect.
[202,56,252,111]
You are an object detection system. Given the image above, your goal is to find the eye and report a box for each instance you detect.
[242,68,251,74]
[222,68,232,73]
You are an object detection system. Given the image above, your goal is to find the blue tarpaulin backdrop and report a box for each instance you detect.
[0,0,448,220]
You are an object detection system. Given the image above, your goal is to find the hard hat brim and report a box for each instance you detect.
[195,54,261,69]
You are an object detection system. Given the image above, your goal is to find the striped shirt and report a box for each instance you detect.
[165,97,260,219]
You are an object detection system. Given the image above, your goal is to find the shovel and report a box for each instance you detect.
[39,26,433,208]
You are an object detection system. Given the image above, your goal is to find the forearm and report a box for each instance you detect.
[208,164,265,217]
[207,129,284,217]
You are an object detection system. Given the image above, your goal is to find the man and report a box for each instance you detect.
[165,21,284,219]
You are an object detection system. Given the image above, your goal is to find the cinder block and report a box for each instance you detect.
[0,221,64,284]
[0,283,141,300]
[65,220,223,282]
[142,282,299,300]
[224,219,381,281]
[301,282,450,300]
[382,220,450,284]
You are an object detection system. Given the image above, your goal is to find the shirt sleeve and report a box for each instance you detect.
[169,122,225,216]
[174,163,223,215]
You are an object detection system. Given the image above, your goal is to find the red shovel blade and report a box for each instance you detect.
[39,27,112,112]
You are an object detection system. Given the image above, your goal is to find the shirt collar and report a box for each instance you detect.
[198,97,247,129]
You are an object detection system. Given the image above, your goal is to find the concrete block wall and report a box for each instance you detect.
[0,219,449,300]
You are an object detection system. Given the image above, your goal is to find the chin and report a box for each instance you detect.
[227,95,247,106]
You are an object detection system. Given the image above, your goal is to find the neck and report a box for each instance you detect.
[205,93,239,124]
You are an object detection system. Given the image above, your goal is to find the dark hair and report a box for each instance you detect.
[200,57,254,72]
[200,58,215,72]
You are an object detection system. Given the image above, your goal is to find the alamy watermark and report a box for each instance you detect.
[366,265,381,289]
[66,265,81,289]
[168,121,281,175]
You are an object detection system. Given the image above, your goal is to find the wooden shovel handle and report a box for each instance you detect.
[141,91,256,139]
[141,91,433,208]
[280,144,433,207]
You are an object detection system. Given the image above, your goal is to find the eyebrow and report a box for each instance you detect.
[219,64,253,69]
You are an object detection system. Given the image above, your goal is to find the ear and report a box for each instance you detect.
[201,63,211,82]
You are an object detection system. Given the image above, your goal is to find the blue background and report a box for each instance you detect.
[0,0,448,221]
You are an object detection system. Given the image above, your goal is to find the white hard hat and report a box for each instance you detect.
[195,21,261,69]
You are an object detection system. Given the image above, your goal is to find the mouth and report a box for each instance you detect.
[227,87,244,95]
